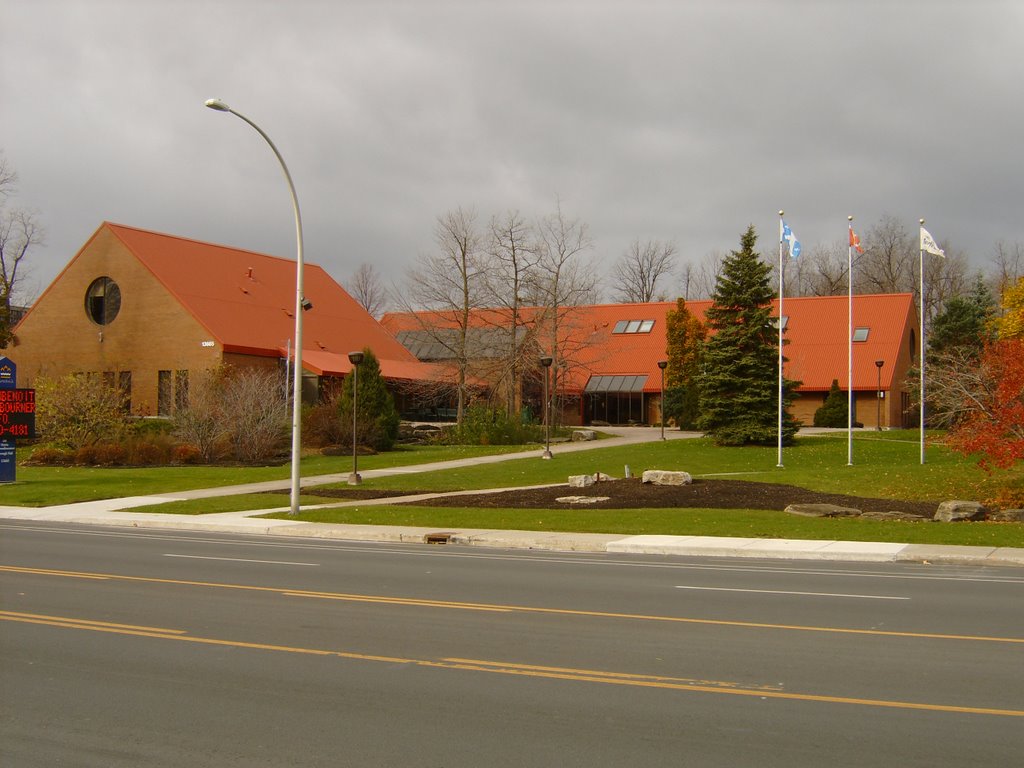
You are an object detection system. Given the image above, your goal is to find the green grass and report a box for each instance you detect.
[270,504,1024,548]
[0,443,529,507]
[7,431,1024,548]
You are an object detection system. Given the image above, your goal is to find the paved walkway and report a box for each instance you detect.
[3,427,1022,568]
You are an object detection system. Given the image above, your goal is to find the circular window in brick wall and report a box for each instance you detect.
[85,276,121,325]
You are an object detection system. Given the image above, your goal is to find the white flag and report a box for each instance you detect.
[920,227,945,257]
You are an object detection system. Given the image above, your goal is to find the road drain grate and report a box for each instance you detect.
[424,532,454,545]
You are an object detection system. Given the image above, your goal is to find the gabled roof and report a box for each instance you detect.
[103,222,419,371]
[382,293,918,394]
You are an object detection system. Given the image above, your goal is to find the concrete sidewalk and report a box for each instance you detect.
[2,427,1022,568]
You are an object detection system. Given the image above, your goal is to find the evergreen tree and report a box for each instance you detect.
[662,298,706,429]
[813,379,859,428]
[929,275,997,358]
[337,348,400,451]
[698,225,799,446]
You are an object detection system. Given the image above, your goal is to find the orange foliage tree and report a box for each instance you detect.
[944,338,1024,470]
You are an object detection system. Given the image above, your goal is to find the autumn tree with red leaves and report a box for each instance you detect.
[943,339,1024,470]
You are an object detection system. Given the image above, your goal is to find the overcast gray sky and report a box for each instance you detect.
[4,0,1022,303]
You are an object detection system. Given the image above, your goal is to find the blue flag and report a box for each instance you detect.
[781,220,801,259]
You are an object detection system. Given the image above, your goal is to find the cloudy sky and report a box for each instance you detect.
[4,0,1022,304]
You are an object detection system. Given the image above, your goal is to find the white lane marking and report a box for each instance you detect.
[675,585,908,600]
[163,554,319,566]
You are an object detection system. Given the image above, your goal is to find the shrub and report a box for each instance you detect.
[440,405,543,446]
[35,372,132,450]
[131,441,167,466]
[813,380,861,428]
[173,444,203,465]
[28,446,74,465]
[74,445,99,465]
[92,442,128,466]
[336,349,400,452]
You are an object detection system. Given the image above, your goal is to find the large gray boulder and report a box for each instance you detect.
[641,470,692,486]
[785,503,861,518]
[568,474,596,488]
[571,429,597,442]
[934,500,988,522]
[987,508,1024,522]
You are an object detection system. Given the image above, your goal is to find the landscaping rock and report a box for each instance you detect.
[555,495,611,505]
[784,503,862,518]
[571,429,597,442]
[568,474,596,488]
[641,470,692,486]
[986,508,1024,522]
[934,500,988,522]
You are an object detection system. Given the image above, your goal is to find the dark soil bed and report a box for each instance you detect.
[297,478,937,516]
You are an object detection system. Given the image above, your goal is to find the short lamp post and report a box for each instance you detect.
[540,355,553,459]
[875,360,884,431]
[657,360,668,440]
[347,351,364,485]
[205,97,306,516]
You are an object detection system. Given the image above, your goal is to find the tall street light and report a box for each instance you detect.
[875,359,884,431]
[347,351,364,485]
[205,98,306,515]
[657,360,668,440]
[540,356,553,459]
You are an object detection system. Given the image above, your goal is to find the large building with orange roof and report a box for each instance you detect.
[382,293,920,429]
[9,222,437,416]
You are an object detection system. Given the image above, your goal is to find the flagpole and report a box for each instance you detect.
[778,210,785,468]
[919,218,926,464]
[847,215,854,466]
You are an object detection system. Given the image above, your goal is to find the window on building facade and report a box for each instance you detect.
[118,371,131,414]
[175,370,189,412]
[158,370,172,416]
[85,277,121,325]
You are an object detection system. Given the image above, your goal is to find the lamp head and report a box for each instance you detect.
[539,356,553,368]
[657,360,668,370]
[348,351,365,365]
[875,360,884,368]
[204,98,231,112]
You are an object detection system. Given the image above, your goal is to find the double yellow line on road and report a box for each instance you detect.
[3,607,1023,718]
[4,564,1023,645]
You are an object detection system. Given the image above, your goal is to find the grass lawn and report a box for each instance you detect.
[0,443,529,507]
[6,431,1023,547]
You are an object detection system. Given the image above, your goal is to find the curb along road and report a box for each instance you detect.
[2,427,1022,568]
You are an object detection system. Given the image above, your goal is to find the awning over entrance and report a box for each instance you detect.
[584,374,648,393]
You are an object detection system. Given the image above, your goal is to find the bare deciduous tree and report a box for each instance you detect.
[610,238,677,303]
[0,152,44,348]
[346,262,389,318]
[483,210,539,417]
[531,201,596,424]
[397,207,484,423]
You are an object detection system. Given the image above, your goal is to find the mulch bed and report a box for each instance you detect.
[296,478,938,516]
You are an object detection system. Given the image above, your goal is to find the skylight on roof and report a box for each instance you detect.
[612,319,655,334]
[852,327,870,342]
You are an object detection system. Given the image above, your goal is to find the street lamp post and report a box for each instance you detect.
[540,356,553,459]
[347,351,364,485]
[657,360,667,440]
[875,359,884,431]
[205,98,306,515]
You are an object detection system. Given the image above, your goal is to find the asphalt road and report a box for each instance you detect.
[3,520,1023,767]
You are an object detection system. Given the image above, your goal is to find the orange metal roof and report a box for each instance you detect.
[382,294,917,394]
[105,223,419,373]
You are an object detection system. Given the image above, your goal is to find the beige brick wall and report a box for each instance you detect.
[11,227,224,415]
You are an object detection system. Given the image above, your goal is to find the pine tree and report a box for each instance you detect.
[697,225,799,446]
[663,298,706,429]
[929,275,997,357]
[813,379,856,428]
[337,348,400,451]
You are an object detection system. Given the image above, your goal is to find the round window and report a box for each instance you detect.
[85,277,121,325]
